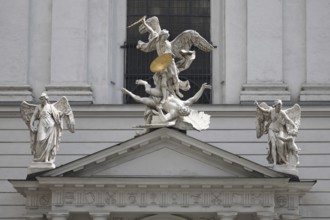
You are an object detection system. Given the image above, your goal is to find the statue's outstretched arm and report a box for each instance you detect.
[142,17,157,37]
[184,83,211,106]
[255,101,270,113]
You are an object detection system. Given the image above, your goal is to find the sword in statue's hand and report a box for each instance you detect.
[127,16,146,28]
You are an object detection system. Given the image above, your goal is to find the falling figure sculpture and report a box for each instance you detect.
[124,16,214,135]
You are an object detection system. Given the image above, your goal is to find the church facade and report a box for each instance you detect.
[1,0,330,219]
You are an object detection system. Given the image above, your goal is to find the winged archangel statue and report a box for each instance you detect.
[123,16,214,135]
[20,92,75,168]
[255,99,301,174]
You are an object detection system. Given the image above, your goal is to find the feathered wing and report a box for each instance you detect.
[170,30,214,59]
[284,103,301,135]
[20,101,37,153]
[138,16,161,34]
[53,96,75,133]
[256,102,271,138]
[182,110,210,131]
[20,101,37,127]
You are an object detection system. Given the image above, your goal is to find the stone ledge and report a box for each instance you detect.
[240,83,291,104]
[45,84,93,103]
[299,83,330,102]
[0,85,33,102]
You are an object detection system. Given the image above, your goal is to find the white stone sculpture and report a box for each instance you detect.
[20,92,75,171]
[122,83,211,135]
[125,16,214,135]
[255,100,301,175]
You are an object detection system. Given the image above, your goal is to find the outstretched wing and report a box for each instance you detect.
[284,104,301,127]
[284,104,301,135]
[170,30,214,59]
[138,16,161,34]
[20,101,37,127]
[256,102,271,138]
[182,110,210,131]
[53,96,75,133]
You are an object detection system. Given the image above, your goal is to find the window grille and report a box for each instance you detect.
[124,0,211,104]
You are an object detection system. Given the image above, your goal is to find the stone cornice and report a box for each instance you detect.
[35,177,291,188]
[10,176,314,216]
[1,104,330,118]
[36,128,285,179]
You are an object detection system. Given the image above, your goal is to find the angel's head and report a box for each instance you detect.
[159,29,170,40]
[273,99,282,112]
[39,92,49,105]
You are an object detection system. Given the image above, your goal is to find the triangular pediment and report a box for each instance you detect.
[12,128,316,218]
[36,128,285,179]
[95,147,235,177]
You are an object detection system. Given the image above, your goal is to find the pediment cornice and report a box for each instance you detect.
[33,128,287,179]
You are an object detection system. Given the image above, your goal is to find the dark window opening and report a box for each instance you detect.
[124,0,211,104]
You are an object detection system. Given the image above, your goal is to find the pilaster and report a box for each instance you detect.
[300,1,330,103]
[240,0,290,103]
[0,1,33,102]
[224,0,246,104]
[87,0,110,104]
[28,0,52,99]
[49,0,93,103]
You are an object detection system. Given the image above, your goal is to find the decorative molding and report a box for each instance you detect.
[45,84,93,103]
[299,83,330,102]
[240,83,291,104]
[48,188,275,209]
[14,179,314,217]
[2,104,330,118]
[0,85,33,102]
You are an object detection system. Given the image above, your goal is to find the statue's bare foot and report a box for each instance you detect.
[135,79,148,85]
[160,99,166,104]
[176,91,184,98]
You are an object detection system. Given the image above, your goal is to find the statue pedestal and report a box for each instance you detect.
[28,162,55,174]
[273,164,298,176]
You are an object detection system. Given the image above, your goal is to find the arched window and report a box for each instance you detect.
[124,0,211,104]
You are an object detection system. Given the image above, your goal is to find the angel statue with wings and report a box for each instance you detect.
[20,92,75,168]
[255,100,301,174]
[134,16,214,104]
